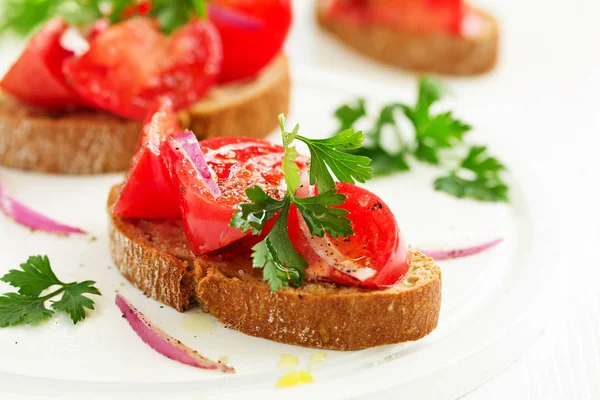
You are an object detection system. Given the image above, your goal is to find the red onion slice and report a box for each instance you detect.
[170,131,221,199]
[0,183,85,235]
[296,211,377,281]
[208,4,264,31]
[295,177,377,282]
[418,238,503,260]
[115,294,234,373]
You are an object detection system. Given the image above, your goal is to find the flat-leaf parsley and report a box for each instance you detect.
[230,115,372,291]
[0,255,101,327]
[332,77,509,202]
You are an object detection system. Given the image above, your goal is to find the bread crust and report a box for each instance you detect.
[316,0,498,75]
[107,185,442,350]
[0,55,289,175]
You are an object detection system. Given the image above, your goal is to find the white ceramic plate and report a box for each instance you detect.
[0,67,552,400]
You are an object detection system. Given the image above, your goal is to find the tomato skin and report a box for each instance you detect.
[168,137,289,254]
[211,0,292,83]
[63,18,222,120]
[0,18,82,109]
[112,98,182,218]
[289,182,410,288]
[329,0,463,35]
[169,137,309,255]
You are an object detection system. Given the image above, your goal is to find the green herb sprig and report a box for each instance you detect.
[0,0,206,37]
[333,77,509,202]
[230,116,373,292]
[0,256,101,327]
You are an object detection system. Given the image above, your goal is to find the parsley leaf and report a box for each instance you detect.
[333,98,367,132]
[293,190,351,238]
[52,281,101,324]
[330,77,509,202]
[400,78,471,165]
[296,129,372,193]
[0,293,54,327]
[230,185,286,234]
[1,255,61,297]
[410,111,471,165]
[251,197,307,292]
[0,0,103,37]
[415,76,447,115]
[434,146,509,202]
[347,103,411,176]
[357,147,410,176]
[230,115,371,291]
[279,116,302,193]
[0,0,57,36]
[125,0,208,34]
[370,103,404,143]
[0,256,101,327]
[0,0,207,37]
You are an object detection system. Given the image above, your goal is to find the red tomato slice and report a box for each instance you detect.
[210,0,292,83]
[0,18,82,109]
[329,0,463,35]
[289,182,410,288]
[63,18,222,120]
[167,137,293,254]
[113,98,182,218]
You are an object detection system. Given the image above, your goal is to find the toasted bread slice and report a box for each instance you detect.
[316,0,498,75]
[107,185,442,350]
[0,55,289,175]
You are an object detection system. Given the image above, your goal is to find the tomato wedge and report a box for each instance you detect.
[329,0,463,35]
[63,18,222,120]
[167,137,294,254]
[0,18,82,109]
[289,182,410,288]
[113,98,182,218]
[210,0,292,82]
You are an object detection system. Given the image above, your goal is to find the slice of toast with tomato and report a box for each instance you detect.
[316,0,499,75]
[105,100,442,351]
[107,184,442,350]
[0,1,292,174]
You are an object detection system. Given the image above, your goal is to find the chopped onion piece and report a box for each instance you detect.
[115,294,234,373]
[297,210,377,281]
[294,178,376,281]
[295,184,375,282]
[208,4,264,31]
[170,131,221,199]
[418,238,503,260]
[60,27,89,56]
[0,183,85,235]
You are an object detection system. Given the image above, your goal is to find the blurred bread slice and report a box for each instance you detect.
[0,55,289,175]
[316,0,498,75]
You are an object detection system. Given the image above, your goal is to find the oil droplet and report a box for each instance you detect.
[358,194,370,207]
[277,354,299,369]
[310,352,327,364]
[180,312,216,333]
[275,370,314,389]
